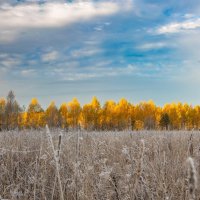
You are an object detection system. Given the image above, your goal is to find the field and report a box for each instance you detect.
[0,129,199,200]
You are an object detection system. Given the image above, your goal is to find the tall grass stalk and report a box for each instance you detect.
[46,125,64,200]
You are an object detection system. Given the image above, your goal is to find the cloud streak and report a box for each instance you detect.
[41,51,59,62]
[137,42,168,50]
[157,18,200,34]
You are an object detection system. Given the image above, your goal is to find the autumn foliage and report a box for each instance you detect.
[1,91,200,130]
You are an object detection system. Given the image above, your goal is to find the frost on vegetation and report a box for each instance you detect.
[99,166,113,179]
[122,146,129,155]
[40,154,47,160]
[187,157,197,200]
[0,130,199,199]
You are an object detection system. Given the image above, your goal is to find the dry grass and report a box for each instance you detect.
[0,129,199,199]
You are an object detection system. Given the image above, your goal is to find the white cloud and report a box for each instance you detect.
[70,47,102,58]
[0,2,119,29]
[0,0,135,44]
[41,51,59,62]
[0,30,18,44]
[0,1,121,43]
[21,69,36,76]
[157,18,200,34]
[0,54,9,59]
[0,54,22,69]
[51,64,139,81]
[152,28,200,84]
[137,42,168,50]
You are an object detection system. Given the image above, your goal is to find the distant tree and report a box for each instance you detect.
[2,91,200,131]
[67,98,81,130]
[45,101,60,128]
[28,98,43,113]
[18,110,27,130]
[144,116,155,130]
[135,120,144,130]
[81,97,101,131]
[163,104,179,129]
[27,98,44,129]
[116,98,130,130]
[101,100,117,130]
[0,98,6,130]
[5,91,21,130]
[159,113,170,130]
[59,103,68,130]
[81,104,92,130]
[90,97,101,130]
[129,104,136,130]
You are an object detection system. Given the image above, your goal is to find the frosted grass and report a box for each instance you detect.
[0,129,199,199]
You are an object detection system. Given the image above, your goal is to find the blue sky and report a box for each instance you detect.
[0,0,200,107]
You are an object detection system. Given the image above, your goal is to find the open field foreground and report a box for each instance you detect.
[0,129,199,200]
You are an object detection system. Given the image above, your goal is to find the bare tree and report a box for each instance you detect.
[5,91,21,130]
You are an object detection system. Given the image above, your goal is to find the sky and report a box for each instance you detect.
[0,0,200,107]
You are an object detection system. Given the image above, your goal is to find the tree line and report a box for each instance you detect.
[0,91,200,131]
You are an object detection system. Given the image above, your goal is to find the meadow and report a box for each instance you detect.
[0,128,199,200]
